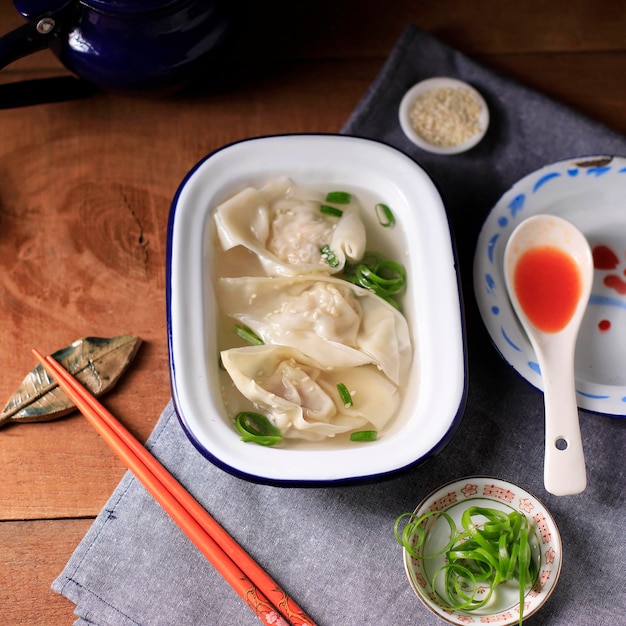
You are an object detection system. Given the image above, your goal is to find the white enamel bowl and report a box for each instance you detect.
[166,134,466,485]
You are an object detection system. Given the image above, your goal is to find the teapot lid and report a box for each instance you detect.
[84,0,185,14]
[15,0,186,18]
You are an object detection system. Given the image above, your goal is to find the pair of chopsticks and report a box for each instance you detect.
[32,349,315,626]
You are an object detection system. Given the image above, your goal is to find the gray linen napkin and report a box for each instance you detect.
[53,26,626,626]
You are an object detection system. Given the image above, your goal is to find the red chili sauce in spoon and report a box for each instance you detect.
[513,246,582,333]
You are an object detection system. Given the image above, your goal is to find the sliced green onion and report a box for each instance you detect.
[375,203,396,227]
[393,511,457,559]
[235,412,282,446]
[234,324,264,345]
[320,204,344,218]
[394,507,537,626]
[355,261,406,293]
[350,430,377,442]
[325,191,351,204]
[518,515,530,619]
[336,383,353,407]
[343,252,407,309]
[320,244,340,268]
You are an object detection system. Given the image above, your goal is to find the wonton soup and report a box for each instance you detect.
[212,177,413,447]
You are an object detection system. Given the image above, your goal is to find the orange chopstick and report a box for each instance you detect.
[32,349,315,626]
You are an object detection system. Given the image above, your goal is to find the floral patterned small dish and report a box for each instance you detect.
[403,477,561,625]
[474,155,626,416]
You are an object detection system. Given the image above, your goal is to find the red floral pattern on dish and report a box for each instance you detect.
[483,483,515,502]
[462,482,479,497]
[518,497,535,513]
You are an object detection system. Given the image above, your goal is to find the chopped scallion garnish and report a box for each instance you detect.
[394,507,538,625]
[320,244,340,268]
[325,191,351,204]
[394,511,457,559]
[235,412,282,446]
[342,252,407,309]
[375,203,396,227]
[234,324,264,345]
[350,430,377,442]
[336,383,353,407]
[320,204,344,218]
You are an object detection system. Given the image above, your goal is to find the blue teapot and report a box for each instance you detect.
[0,0,239,93]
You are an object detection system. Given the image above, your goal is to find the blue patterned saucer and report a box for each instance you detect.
[474,156,626,416]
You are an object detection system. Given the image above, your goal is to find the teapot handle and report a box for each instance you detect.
[0,0,76,71]
[0,20,57,70]
[0,2,94,107]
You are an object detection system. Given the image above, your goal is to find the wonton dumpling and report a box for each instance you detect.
[220,345,400,441]
[213,178,366,276]
[217,275,412,385]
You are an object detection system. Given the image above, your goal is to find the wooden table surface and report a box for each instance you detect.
[1,1,624,623]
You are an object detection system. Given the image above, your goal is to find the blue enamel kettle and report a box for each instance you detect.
[0,0,239,93]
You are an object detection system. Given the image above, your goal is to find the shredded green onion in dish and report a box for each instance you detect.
[234,324,264,345]
[320,244,340,268]
[343,252,407,309]
[375,203,396,227]
[320,204,344,217]
[337,383,353,407]
[394,507,538,625]
[350,430,377,442]
[394,511,457,559]
[235,412,282,446]
[325,191,352,204]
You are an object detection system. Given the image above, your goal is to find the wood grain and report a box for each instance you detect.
[0,1,624,623]
[0,519,91,622]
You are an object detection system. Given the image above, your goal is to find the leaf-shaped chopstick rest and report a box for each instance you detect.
[0,335,141,428]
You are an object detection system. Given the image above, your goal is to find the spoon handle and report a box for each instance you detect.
[541,344,587,496]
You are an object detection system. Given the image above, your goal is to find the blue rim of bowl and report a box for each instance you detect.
[165,133,468,486]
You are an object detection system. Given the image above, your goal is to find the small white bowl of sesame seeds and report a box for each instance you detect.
[399,77,489,155]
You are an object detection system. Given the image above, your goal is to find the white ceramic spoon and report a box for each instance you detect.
[504,214,593,496]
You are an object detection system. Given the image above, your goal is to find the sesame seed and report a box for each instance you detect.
[409,86,481,147]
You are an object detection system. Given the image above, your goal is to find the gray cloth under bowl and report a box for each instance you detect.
[53,26,626,626]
